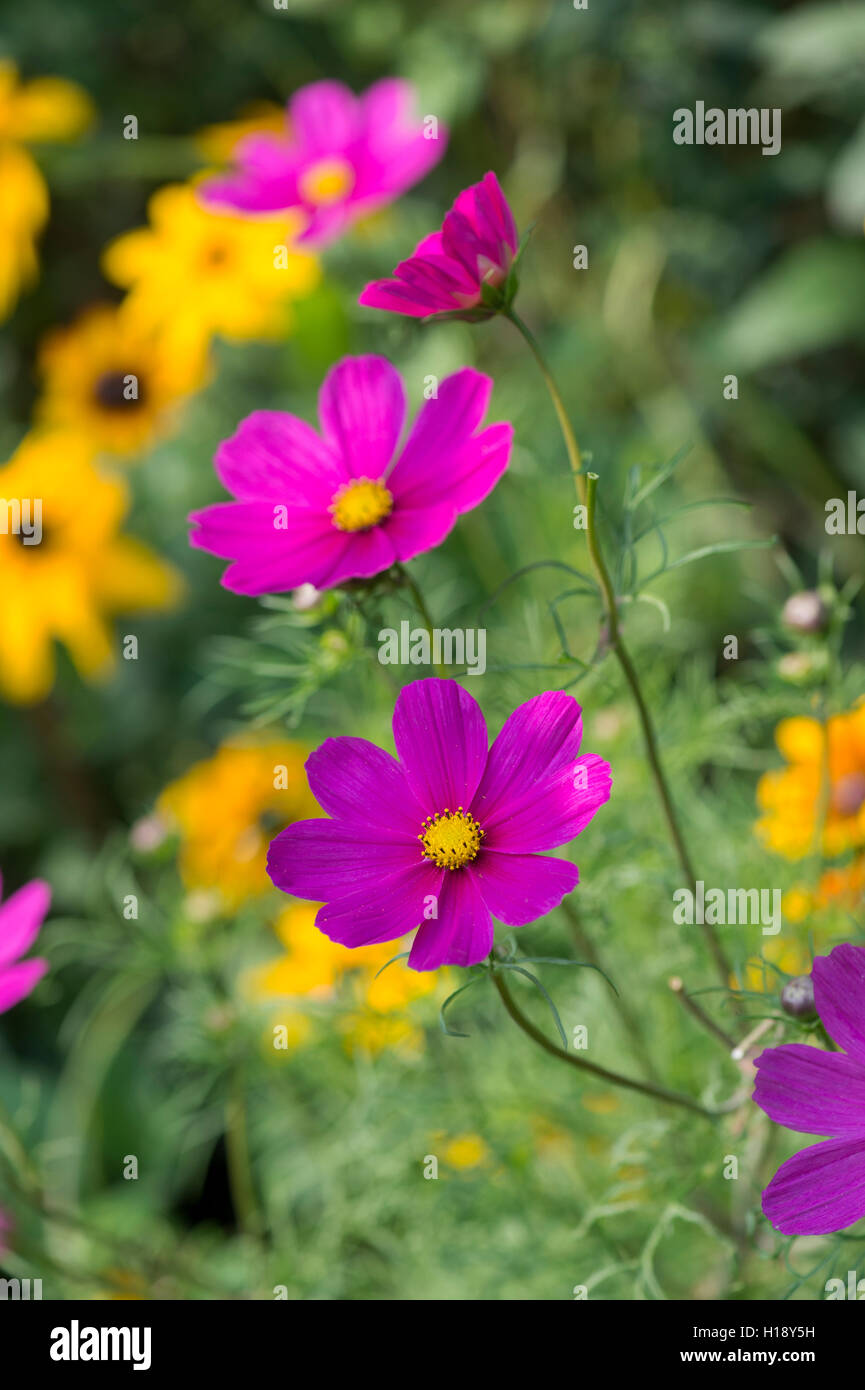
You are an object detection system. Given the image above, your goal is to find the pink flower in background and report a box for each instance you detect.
[189,356,512,595]
[268,679,612,970]
[0,874,50,1014]
[359,172,519,320]
[199,79,446,246]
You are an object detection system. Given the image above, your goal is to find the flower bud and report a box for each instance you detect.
[782,591,828,634]
[780,974,816,1020]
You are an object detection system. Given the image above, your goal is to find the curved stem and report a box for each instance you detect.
[490,966,717,1119]
[505,308,733,993]
[397,564,446,678]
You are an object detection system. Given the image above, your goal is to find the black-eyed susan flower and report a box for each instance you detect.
[101,183,320,352]
[0,59,94,320]
[157,740,319,909]
[0,430,181,703]
[35,302,208,460]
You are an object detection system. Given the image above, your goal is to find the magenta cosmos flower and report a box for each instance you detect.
[199,78,446,246]
[359,171,519,320]
[0,874,50,1014]
[267,679,612,970]
[753,943,865,1234]
[189,356,512,595]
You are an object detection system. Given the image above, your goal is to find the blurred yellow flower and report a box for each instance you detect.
[0,430,181,703]
[194,103,286,164]
[756,707,865,859]
[246,902,342,1001]
[36,302,209,459]
[341,1013,422,1057]
[739,937,812,994]
[0,60,94,320]
[102,183,320,352]
[158,741,318,908]
[443,1134,488,1169]
[0,144,47,318]
[0,60,94,143]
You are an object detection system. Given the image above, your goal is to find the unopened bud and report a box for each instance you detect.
[780,975,816,1020]
[782,591,828,634]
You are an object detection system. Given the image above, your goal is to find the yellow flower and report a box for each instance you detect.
[739,937,813,994]
[0,430,181,703]
[0,144,47,318]
[0,60,94,143]
[245,901,342,1001]
[36,302,209,459]
[0,60,94,320]
[443,1134,488,1169]
[102,183,320,352]
[341,1012,422,1057]
[158,741,318,908]
[756,706,865,859]
[194,103,286,164]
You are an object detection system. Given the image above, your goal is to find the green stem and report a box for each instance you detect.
[505,308,734,994]
[397,564,446,678]
[490,966,717,1119]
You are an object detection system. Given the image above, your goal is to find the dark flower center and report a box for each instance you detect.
[94,370,146,410]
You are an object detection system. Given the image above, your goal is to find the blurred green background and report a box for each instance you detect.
[1,0,865,1300]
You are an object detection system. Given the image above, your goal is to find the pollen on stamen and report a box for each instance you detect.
[419,805,484,871]
[329,477,393,533]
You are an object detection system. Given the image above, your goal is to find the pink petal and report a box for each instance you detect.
[754,1042,865,1137]
[392,679,489,816]
[318,356,406,478]
[470,851,579,926]
[215,411,347,505]
[813,943,865,1064]
[384,501,457,563]
[390,422,512,518]
[408,868,492,969]
[290,80,359,153]
[189,502,346,595]
[386,368,495,502]
[762,1136,865,1235]
[481,754,612,853]
[0,958,48,1014]
[303,737,425,837]
[267,818,420,901]
[358,278,444,317]
[0,879,50,967]
[316,860,444,949]
[472,692,584,823]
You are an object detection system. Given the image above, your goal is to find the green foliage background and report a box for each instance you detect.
[1,0,865,1300]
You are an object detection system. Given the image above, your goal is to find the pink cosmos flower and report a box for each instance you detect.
[267,679,612,970]
[359,172,519,320]
[0,874,50,1014]
[753,943,865,1235]
[199,79,446,246]
[189,356,512,595]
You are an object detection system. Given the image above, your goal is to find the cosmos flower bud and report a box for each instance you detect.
[780,974,816,1020]
[776,650,828,686]
[782,590,828,634]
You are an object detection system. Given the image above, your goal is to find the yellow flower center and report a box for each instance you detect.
[298,157,355,206]
[329,477,393,533]
[419,808,484,871]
